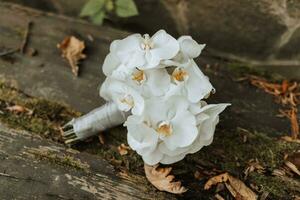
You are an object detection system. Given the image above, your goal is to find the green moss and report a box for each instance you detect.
[211,128,297,171]
[0,82,80,140]
[226,62,284,81]
[249,172,300,199]
[28,147,90,172]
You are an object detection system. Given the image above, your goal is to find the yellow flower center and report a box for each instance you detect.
[120,95,134,107]
[172,68,188,83]
[157,121,173,137]
[132,69,146,84]
[141,34,154,50]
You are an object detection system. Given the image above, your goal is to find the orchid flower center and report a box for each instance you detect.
[172,68,189,83]
[120,94,134,108]
[141,34,154,50]
[132,69,146,85]
[156,121,173,137]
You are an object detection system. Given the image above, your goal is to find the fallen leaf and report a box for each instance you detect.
[290,108,299,139]
[287,152,300,169]
[194,170,204,180]
[260,191,269,200]
[244,159,265,179]
[281,136,300,144]
[98,133,105,145]
[57,36,86,76]
[249,76,300,139]
[117,143,130,156]
[215,193,225,200]
[204,172,257,200]
[144,164,187,194]
[295,195,300,200]
[6,105,33,115]
[285,161,300,176]
[272,169,286,177]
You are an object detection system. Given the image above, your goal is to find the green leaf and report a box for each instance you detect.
[115,0,138,18]
[92,11,105,25]
[105,0,114,12]
[80,0,106,17]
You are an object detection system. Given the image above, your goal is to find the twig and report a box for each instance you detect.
[20,21,32,54]
[0,172,19,179]
[0,48,19,57]
[0,21,32,57]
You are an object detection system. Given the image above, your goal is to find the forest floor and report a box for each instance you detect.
[0,2,299,200]
[0,62,299,199]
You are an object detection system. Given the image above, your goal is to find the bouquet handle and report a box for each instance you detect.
[62,102,127,144]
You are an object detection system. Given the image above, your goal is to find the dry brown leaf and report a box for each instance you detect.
[281,136,300,144]
[117,144,131,156]
[249,76,300,139]
[290,108,299,139]
[6,105,33,115]
[98,133,105,145]
[57,36,86,77]
[204,172,257,200]
[144,164,187,194]
[287,152,300,169]
[260,191,269,200]
[285,161,300,176]
[244,159,265,178]
[215,193,225,200]
[194,170,204,180]
[295,195,300,200]
[280,108,300,139]
[272,169,286,177]
[282,80,289,94]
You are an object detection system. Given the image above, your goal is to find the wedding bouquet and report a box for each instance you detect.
[63,30,229,191]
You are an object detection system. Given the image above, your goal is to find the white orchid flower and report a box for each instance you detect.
[188,103,231,153]
[100,78,144,115]
[167,60,214,103]
[129,68,171,97]
[162,36,205,66]
[158,103,230,164]
[178,36,206,60]
[124,96,198,165]
[103,61,171,98]
[106,29,179,70]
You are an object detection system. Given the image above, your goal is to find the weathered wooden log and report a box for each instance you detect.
[0,124,173,199]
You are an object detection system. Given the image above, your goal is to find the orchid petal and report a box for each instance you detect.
[178,36,205,59]
[164,110,198,150]
[125,115,158,155]
[100,78,144,115]
[160,153,186,165]
[145,69,171,97]
[140,30,179,69]
[186,61,214,102]
[102,53,121,76]
[142,148,163,165]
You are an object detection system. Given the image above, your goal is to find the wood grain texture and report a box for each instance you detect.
[0,124,173,200]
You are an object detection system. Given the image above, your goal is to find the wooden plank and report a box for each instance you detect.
[0,124,172,200]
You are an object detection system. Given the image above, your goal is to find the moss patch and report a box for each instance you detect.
[26,147,90,172]
[0,82,80,141]
[226,62,285,81]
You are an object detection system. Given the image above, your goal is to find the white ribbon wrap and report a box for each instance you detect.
[63,102,127,144]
